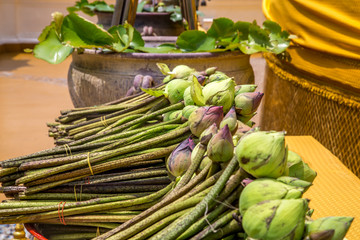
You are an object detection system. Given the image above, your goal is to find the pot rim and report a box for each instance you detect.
[79,49,247,60]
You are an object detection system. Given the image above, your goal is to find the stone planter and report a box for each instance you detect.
[68,50,254,107]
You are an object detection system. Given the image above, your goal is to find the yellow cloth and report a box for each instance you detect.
[262,0,360,98]
[286,136,360,240]
[263,0,360,60]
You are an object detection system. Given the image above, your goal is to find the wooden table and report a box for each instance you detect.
[286,136,360,240]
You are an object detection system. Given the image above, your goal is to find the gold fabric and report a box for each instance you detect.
[287,136,360,240]
[263,0,360,60]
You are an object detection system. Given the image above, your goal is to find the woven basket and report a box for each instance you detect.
[260,52,360,177]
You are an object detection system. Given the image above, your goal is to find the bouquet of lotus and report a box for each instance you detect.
[0,64,353,240]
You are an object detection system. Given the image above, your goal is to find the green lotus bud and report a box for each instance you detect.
[169,65,195,79]
[239,178,305,215]
[235,84,257,96]
[163,111,174,121]
[168,110,182,120]
[237,112,257,123]
[287,150,317,183]
[208,71,229,82]
[166,137,195,177]
[198,155,212,173]
[235,131,287,178]
[203,78,235,113]
[189,106,223,137]
[164,79,191,104]
[207,125,234,163]
[235,92,264,115]
[243,199,308,240]
[183,86,195,106]
[220,106,238,135]
[199,123,218,145]
[277,176,312,189]
[204,67,218,76]
[182,105,199,120]
[305,217,354,240]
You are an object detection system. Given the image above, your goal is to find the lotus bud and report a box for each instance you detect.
[241,178,254,187]
[182,105,199,120]
[133,74,144,89]
[220,106,238,135]
[166,137,195,177]
[235,84,257,95]
[305,217,354,240]
[205,67,217,75]
[234,120,252,138]
[198,155,212,173]
[189,106,223,137]
[235,131,287,178]
[126,86,137,97]
[199,123,218,145]
[242,199,308,240]
[239,178,305,215]
[208,71,229,82]
[286,150,317,183]
[246,120,255,127]
[168,110,182,121]
[169,65,195,79]
[141,75,154,89]
[164,79,191,104]
[207,125,234,163]
[277,176,312,189]
[235,92,264,115]
[183,86,195,106]
[237,112,257,123]
[203,78,236,113]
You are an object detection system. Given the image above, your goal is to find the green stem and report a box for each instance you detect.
[16,126,188,185]
[149,156,239,240]
[201,219,243,240]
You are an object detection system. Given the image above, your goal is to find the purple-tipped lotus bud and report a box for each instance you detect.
[220,106,238,135]
[235,92,264,115]
[241,178,254,187]
[164,79,191,104]
[182,105,199,120]
[133,74,144,89]
[126,86,137,97]
[235,84,257,96]
[207,125,234,163]
[183,87,195,106]
[141,75,154,89]
[166,137,195,177]
[199,123,218,145]
[189,106,223,137]
[203,78,236,113]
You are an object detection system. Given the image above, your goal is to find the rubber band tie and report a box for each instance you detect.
[64,144,72,156]
[100,116,108,127]
[58,201,67,225]
[87,152,94,176]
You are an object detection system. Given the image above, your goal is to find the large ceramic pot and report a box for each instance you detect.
[68,50,254,107]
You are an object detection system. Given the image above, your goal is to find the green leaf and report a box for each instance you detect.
[52,12,65,36]
[38,23,55,42]
[262,20,291,54]
[190,75,205,106]
[137,0,147,12]
[156,63,171,75]
[176,30,215,52]
[248,23,270,47]
[234,21,251,41]
[130,28,145,48]
[61,13,114,48]
[207,18,235,40]
[94,3,114,12]
[34,28,73,64]
[135,46,178,53]
[141,88,164,97]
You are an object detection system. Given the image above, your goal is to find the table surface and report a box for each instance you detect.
[286,136,360,240]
